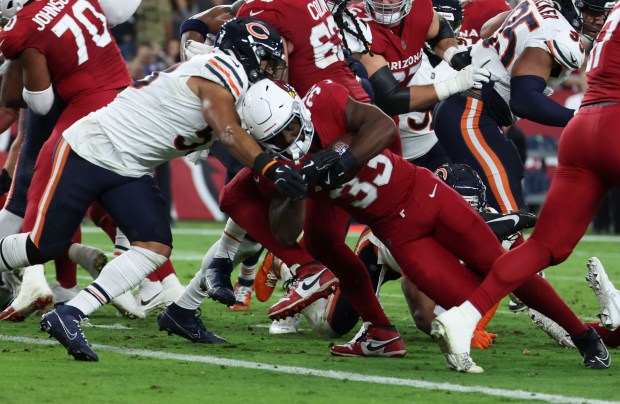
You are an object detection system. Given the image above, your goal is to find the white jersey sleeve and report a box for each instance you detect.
[63,51,250,178]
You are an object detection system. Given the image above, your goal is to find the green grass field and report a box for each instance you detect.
[1,222,619,403]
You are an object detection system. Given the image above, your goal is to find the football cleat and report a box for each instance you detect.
[50,280,80,305]
[255,252,282,302]
[528,308,575,348]
[68,243,108,279]
[40,305,98,361]
[201,257,236,306]
[157,304,227,343]
[111,290,146,319]
[571,326,611,370]
[269,313,302,334]
[0,269,22,310]
[229,280,254,311]
[431,306,483,373]
[586,257,620,331]
[508,293,527,313]
[267,264,339,320]
[135,279,165,315]
[0,265,53,322]
[330,322,406,358]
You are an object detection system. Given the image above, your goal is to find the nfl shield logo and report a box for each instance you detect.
[401,39,406,49]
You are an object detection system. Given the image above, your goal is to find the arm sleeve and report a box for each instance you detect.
[509,75,574,127]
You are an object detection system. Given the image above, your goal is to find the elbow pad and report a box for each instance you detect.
[510,75,574,126]
[23,85,54,116]
[99,0,140,27]
[369,66,410,116]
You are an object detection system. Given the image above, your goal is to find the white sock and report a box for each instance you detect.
[238,263,256,282]
[0,209,24,238]
[161,273,184,292]
[69,246,167,316]
[175,274,207,310]
[214,218,246,260]
[0,233,31,271]
[460,301,483,323]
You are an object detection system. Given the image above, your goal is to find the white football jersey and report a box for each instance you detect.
[471,0,584,107]
[399,53,457,160]
[63,51,249,178]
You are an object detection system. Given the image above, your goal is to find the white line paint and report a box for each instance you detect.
[0,335,616,404]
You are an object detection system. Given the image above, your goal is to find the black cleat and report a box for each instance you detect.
[40,305,98,362]
[572,326,611,369]
[201,257,236,306]
[157,304,227,343]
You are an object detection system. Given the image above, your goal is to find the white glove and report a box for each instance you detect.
[181,40,215,62]
[434,65,491,101]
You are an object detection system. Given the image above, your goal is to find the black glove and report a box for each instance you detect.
[254,152,307,200]
[481,208,537,241]
[317,150,360,190]
[449,47,473,70]
[0,169,11,196]
[301,150,341,183]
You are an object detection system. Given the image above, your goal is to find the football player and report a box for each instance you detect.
[238,78,600,369]
[0,18,292,361]
[432,0,619,372]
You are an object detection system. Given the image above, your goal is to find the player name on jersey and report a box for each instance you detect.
[32,0,71,31]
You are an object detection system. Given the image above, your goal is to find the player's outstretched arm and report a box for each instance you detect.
[269,192,305,245]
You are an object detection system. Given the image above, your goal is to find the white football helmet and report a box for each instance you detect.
[364,0,414,25]
[242,79,314,162]
[0,0,27,18]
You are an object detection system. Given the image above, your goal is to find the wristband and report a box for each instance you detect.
[180,18,210,38]
[253,152,276,176]
[0,168,11,194]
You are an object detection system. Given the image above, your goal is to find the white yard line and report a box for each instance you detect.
[0,335,616,404]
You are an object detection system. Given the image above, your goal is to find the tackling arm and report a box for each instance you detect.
[269,193,306,245]
[19,48,53,115]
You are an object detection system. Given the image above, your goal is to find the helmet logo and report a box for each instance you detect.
[435,167,448,180]
[246,22,269,39]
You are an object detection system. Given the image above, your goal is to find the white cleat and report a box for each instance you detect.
[528,308,575,348]
[0,269,22,309]
[431,306,483,373]
[111,290,146,319]
[50,280,80,305]
[0,265,53,322]
[135,279,165,315]
[586,257,620,331]
[269,313,302,334]
[68,243,108,279]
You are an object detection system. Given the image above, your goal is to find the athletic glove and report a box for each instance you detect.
[182,39,214,62]
[254,152,307,200]
[315,150,360,190]
[301,150,341,183]
[434,64,491,100]
[443,46,472,70]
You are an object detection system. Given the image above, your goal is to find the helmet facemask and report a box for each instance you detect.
[363,0,414,25]
[573,0,614,43]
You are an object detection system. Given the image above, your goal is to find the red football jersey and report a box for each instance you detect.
[583,2,620,106]
[349,0,433,85]
[460,0,510,45]
[237,0,368,101]
[0,0,131,102]
[305,80,418,224]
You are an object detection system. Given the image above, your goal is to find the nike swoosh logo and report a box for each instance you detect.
[324,171,331,185]
[249,10,264,16]
[364,336,401,351]
[140,291,162,306]
[301,269,327,291]
[57,312,78,340]
[275,167,284,174]
[304,160,315,169]
[429,184,437,198]
[0,40,5,48]
[486,214,519,226]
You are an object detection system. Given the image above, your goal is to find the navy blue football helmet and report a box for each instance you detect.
[556,0,615,42]
[435,163,487,212]
[215,17,286,82]
[433,0,463,32]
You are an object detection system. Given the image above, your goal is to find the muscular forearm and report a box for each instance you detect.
[269,196,305,245]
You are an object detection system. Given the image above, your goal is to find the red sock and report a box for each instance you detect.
[586,322,620,348]
[55,228,81,288]
[151,260,176,281]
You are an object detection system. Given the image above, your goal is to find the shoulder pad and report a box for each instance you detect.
[546,29,585,71]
